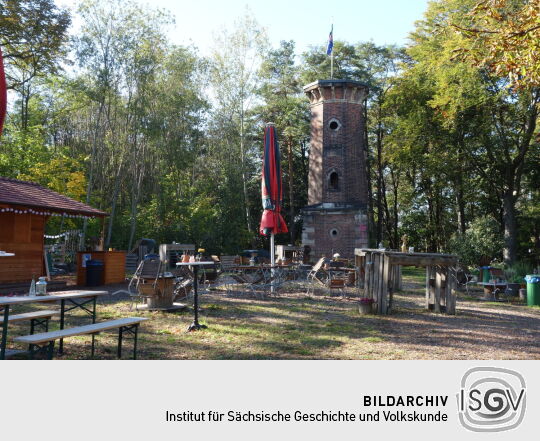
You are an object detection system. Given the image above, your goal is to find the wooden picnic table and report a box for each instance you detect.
[0,290,108,359]
[355,248,458,315]
[477,281,508,299]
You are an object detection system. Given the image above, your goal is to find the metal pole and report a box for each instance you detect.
[330,20,334,79]
[270,233,275,294]
[187,265,207,331]
[117,327,123,359]
[193,266,199,325]
[59,299,65,354]
[1,305,10,360]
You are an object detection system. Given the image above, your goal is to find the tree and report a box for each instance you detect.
[209,10,269,237]
[390,0,540,263]
[454,0,540,89]
[74,0,172,248]
[355,43,405,248]
[0,0,71,129]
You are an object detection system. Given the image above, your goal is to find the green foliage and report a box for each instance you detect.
[18,155,86,201]
[504,261,532,283]
[455,0,540,89]
[0,0,537,267]
[0,0,71,129]
[447,216,504,266]
[0,125,49,176]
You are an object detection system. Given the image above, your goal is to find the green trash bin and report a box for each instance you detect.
[525,275,540,306]
[481,266,492,283]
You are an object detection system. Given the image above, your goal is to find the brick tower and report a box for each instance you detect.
[301,79,369,259]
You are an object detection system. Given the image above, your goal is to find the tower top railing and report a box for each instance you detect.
[303,79,369,106]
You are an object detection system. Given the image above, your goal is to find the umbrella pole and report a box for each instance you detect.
[270,233,275,294]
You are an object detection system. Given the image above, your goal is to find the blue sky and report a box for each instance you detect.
[57,0,431,54]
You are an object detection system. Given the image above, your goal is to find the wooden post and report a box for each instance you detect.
[425,266,431,310]
[380,254,389,314]
[435,266,442,313]
[364,254,372,298]
[373,253,380,312]
[442,266,448,312]
[43,247,51,281]
[384,255,392,313]
[447,266,457,315]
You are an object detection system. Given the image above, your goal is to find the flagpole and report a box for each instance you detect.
[330,20,334,79]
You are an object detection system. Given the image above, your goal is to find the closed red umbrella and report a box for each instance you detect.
[260,123,287,291]
[0,46,6,137]
[260,123,288,237]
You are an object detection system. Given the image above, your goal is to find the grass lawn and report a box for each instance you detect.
[5,270,540,360]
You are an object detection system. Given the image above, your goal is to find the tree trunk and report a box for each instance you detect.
[127,171,143,252]
[376,121,383,245]
[390,168,400,249]
[363,102,376,247]
[455,139,467,234]
[287,137,295,243]
[105,170,122,248]
[502,191,517,264]
[81,102,105,247]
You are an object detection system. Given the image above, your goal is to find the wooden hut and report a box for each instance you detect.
[0,177,106,284]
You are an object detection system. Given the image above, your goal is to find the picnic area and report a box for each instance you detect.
[2,267,538,360]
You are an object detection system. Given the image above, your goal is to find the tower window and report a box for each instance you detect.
[328,118,341,131]
[330,228,339,238]
[329,171,339,190]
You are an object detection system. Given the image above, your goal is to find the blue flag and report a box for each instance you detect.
[326,25,333,56]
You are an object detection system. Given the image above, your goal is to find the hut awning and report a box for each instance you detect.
[0,176,107,217]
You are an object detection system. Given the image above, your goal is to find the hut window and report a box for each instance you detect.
[329,171,339,190]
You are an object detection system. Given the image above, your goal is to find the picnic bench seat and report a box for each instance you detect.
[0,310,59,325]
[1,310,59,358]
[13,317,148,360]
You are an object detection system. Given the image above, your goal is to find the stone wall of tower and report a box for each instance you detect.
[302,209,369,259]
[302,80,370,260]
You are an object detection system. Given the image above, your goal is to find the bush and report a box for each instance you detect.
[447,217,503,267]
[505,261,533,283]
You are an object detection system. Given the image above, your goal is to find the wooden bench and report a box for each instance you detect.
[0,310,59,358]
[13,317,148,360]
[0,310,59,327]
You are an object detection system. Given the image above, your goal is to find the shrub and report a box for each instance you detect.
[447,217,503,267]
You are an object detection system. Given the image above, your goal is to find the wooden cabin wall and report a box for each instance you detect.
[0,212,45,283]
[76,251,126,286]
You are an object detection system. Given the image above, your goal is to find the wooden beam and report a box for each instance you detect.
[447,267,457,315]
[425,266,431,310]
[389,255,458,267]
[435,267,442,313]
[364,254,372,299]
[383,254,391,313]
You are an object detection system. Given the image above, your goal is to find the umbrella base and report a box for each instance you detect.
[187,321,207,332]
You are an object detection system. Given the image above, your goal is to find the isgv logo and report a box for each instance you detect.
[457,367,526,432]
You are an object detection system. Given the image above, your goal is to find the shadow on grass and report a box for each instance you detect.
[6,281,540,359]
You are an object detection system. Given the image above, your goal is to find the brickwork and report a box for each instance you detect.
[301,80,370,259]
[302,209,369,259]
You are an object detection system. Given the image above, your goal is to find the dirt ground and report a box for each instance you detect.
[4,272,540,360]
